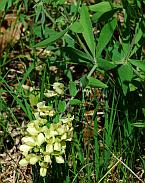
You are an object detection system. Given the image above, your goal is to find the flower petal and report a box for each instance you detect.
[19,158,29,166]
[44,155,51,163]
[37,133,45,146]
[22,136,35,146]
[54,142,61,151]
[30,156,39,165]
[19,144,32,153]
[46,144,53,154]
[55,156,64,163]
[40,167,47,177]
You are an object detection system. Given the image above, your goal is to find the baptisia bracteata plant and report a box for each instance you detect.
[19,83,74,177]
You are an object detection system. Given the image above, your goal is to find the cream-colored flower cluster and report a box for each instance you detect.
[19,99,73,177]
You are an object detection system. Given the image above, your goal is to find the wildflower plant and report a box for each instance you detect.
[19,82,74,177]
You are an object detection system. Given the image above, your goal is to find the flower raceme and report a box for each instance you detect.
[19,101,73,177]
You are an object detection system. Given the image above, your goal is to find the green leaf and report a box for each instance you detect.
[89,2,112,12]
[130,60,145,72]
[123,19,143,57]
[80,75,89,88]
[132,122,145,128]
[64,47,93,62]
[70,99,82,105]
[0,0,7,11]
[58,100,66,113]
[98,59,116,71]
[96,18,117,58]
[29,93,39,107]
[90,2,121,23]
[69,81,77,97]
[34,28,68,47]
[57,0,65,5]
[80,5,95,57]
[70,21,84,33]
[88,77,108,88]
[118,63,133,95]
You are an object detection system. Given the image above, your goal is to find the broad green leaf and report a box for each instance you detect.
[80,5,95,57]
[69,81,77,97]
[118,63,133,95]
[34,28,68,47]
[89,2,112,12]
[88,77,108,88]
[64,34,75,47]
[130,23,143,56]
[70,99,82,105]
[64,47,93,62]
[122,36,130,58]
[57,0,65,5]
[70,21,84,33]
[65,69,73,81]
[0,0,7,11]
[98,59,116,71]
[80,75,89,88]
[90,2,115,22]
[130,60,145,72]
[112,42,125,62]
[96,18,117,58]
[92,8,120,23]
[129,83,137,92]
[134,23,143,45]
[58,100,66,113]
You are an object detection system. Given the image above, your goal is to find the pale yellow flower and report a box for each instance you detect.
[36,102,55,117]
[19,158,29,166]
[27,123,39,135]
[44,90,57,98]
[44,128,58,139]
[21,136,36,146]
[55,156,64,163]
[33,118,47,125]
[46,144,53,154]
[61,133,67,140]
[44,155,51,163]
[37,133,45,146]
[40,167,47,177]
[54,142,61,151]
[59,116,74,124]
[46,137,56,144]
[57,125,66,135]
[30,155,39,165]
[19,144,32,154]
[48,109,55,117]
[53,82,64,95]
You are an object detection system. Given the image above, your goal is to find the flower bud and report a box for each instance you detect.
[19,158,29,166]
[40,167,47,177]
[55,156,64,163]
